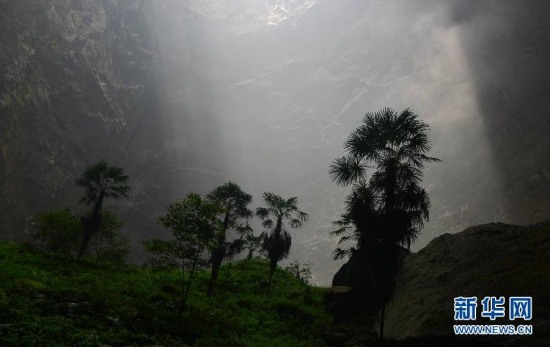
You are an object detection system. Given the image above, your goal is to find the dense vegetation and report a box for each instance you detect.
[0,240,330,346]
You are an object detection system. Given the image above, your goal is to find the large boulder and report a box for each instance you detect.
[323,286,355,322]
[327,245,410,321]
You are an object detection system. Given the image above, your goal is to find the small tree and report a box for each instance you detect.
[143,239,180,269]
[76,161,130,260]
[33,209,81,257]
[256,192,309,293]
[285,261,313,285]
[145,192,221,314]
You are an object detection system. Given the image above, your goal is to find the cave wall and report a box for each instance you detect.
[0,0,169,240]
[451,0,550,224]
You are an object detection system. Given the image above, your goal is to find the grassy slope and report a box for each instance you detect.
[0,241,331,346]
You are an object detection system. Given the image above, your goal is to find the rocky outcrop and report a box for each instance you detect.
[323,286,354,323]
[384,221,550,345]
[325,220,550,346]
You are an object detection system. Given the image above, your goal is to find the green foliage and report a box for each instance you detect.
[285,260,313,285]
[88,211,129,264]
[0,241,331,346]
[157,192,222,249]
[143,238,179,269]
[148,192,223,312]
[32,208,129,265]
[0,288,9,306]
[32,209,81,257]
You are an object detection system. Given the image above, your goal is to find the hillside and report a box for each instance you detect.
[0,241,331,346]
[384,220,550,346]
[1,219,550,346]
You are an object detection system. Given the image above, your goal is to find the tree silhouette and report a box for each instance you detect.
[329,108,439,341]
[205,181,253,296]
[76,161,130,261]
[331,182,379,260]
[256,192,308,293]
[243,233,262,260]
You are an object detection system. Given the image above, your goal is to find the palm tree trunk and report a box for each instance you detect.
[266,216,283,294]
[95,230,104,264]
[78,192,104,261]
[267,260,277,294]
[77,224,93,261]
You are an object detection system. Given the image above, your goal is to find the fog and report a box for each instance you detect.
[143,0,550,284]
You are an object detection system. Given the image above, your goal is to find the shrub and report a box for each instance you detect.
[33,209,82,256]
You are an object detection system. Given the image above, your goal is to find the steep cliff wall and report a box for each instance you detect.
[451,0,550,225]
[0,0,168,239]
[385,221,550,345]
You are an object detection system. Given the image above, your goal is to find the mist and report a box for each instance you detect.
[1,0,548,285]
[144,0,550,284]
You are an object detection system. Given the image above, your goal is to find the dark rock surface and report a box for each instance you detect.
[329,246,410,320]
[325,220,550,346]
[384,220,550,345]
[323,286,355,322]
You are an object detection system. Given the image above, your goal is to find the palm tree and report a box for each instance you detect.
[205,181,253,296]
[330,182,381,260]
[329,108,439,341]
[330,108,439,246]
[76,161,130,260]
[256,192,309,293]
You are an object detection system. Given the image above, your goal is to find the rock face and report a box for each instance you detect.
[384,221,550,345]
[0,1,173,242]
[323,286,354,322]
[325,221,550,346]
[450,0,550,225]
